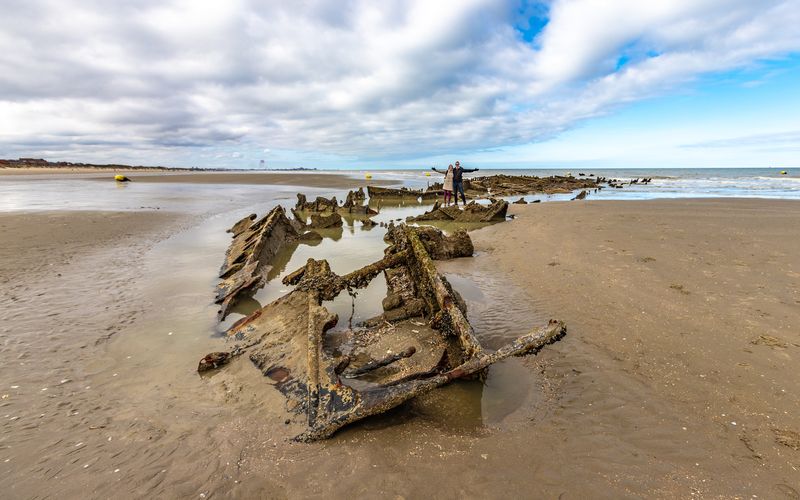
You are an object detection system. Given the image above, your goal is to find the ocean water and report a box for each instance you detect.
[345,167,800,200]
[0,168,798,214]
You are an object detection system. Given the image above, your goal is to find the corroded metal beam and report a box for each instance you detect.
[295,320,566,442]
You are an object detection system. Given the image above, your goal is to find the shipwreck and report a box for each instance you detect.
[202,187,566,441]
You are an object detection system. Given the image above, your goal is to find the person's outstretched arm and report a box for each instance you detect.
[431,167,447,174]
[462,167,480,173]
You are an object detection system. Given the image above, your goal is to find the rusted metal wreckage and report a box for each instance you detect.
[202,188,566,442]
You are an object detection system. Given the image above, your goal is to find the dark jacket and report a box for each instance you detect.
[452,166,477,183]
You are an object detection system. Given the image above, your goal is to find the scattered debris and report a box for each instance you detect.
[513,198,528,204]
[198,352,231,372]
[669,283,691,295]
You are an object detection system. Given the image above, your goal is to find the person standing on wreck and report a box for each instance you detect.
[431,164,455,206]
[451,160,478,206]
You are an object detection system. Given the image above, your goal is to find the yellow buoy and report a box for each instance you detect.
[114,174,131,182]
[425,172,431,176]
[780,170,788,175]
[365,174,372,180]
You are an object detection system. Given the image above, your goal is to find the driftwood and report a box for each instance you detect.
[202,216,567,441]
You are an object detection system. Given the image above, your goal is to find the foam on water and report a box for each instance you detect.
[337,167,800,200]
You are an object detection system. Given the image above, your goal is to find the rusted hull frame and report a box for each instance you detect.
[206,218,568,442]
[404,226,482,358]
[216,205,315,320]
[296,320,566,441]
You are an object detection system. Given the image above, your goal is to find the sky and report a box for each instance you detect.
[1,0,799,169]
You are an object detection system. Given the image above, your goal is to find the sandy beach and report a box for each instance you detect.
[452,198,800,496]
[1,179,799,498]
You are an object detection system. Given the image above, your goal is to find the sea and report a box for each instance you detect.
[354,167,800,201]
[0,167,798,213]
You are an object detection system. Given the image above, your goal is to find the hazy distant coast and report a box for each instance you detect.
[0,157,214,173]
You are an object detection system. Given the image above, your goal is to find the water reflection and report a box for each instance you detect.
[228,296,262,317]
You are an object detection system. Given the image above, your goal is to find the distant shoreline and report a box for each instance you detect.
[0,158,213,172]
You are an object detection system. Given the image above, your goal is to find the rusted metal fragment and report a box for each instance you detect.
[368,185,441,200]
[309,212,343,229]
[295,193,338,212]
[384,223,474,260]
[226,289,339,417]
[404,226,482,360]
[295,189,377,216]
[572,190,588,200]
[407,199,508,223]
[227,213,257,236]
[340,188,376,215]
[198,352,231,372]
[345,346,416,378]
[282,251,408,301]
[344,321,445,384]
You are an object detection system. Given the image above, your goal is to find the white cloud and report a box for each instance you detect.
[0,0,799,164]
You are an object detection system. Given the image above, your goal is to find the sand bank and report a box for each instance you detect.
[118,171,387,188]
[457,198,800,496]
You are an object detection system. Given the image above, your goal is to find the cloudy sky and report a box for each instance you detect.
[2,0,799,169]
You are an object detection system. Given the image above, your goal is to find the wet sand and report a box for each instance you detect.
[2,195,799,498]
[0,211,180,282]
[458,198,800,497]
[0,169,388,190]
